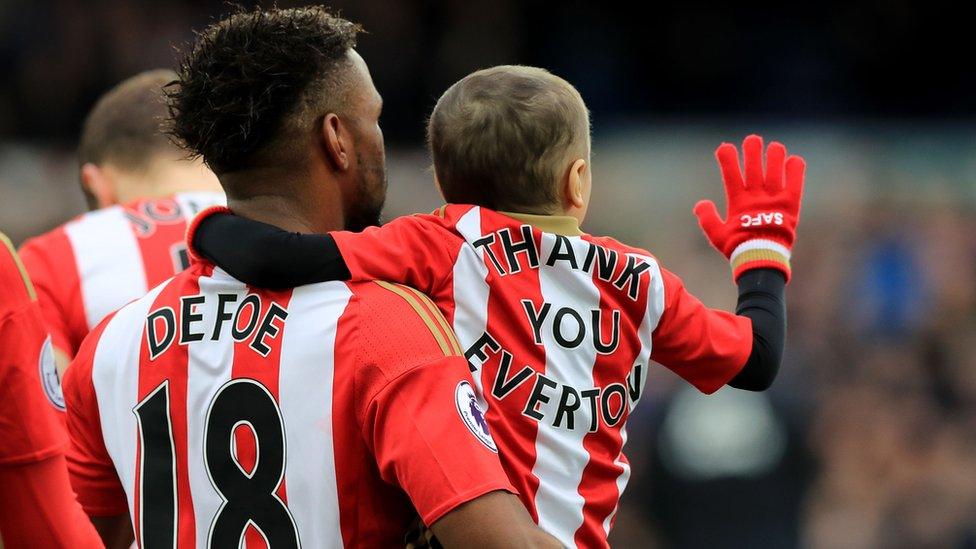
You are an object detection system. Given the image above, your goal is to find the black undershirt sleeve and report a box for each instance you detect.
[194,213,786,390]
[193,213,350,288]
[728,268,787,391]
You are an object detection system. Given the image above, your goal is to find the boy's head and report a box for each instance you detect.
[427,65,592,221]
[78,69,218,210]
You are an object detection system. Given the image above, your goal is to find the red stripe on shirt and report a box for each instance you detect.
[136,270,201,547]
[330,284,422,547]
[127,198,190,289]
[230,286,293,549]
[18,226,87,357]
[330,288,364,546]
[477,214,548,521]
[430,204,476,326]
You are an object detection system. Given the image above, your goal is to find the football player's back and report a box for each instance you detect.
[18,70,222,368]
[21,192,222,362]
[64,259,519,547]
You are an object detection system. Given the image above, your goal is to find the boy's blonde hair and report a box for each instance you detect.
[427,65,590,213]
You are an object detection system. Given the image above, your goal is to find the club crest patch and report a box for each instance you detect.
[455,381,497,453]
[38,336,64,410]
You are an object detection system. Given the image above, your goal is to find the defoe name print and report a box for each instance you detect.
[145,293,289,360]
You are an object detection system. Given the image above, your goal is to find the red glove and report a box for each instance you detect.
[693,134,805,282]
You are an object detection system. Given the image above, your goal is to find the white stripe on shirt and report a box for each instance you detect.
[185,267,241,547]
[530,233,601,546]
[66,206,147,329]
[279,281,352,548]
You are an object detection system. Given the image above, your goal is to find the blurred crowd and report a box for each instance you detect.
[2,0,973,145]
[797,197,976,549]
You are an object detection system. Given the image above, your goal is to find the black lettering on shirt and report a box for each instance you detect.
[523,374,558,421]
[613,255,651,301]
[146,307,177,360]
[179,295,206,344]
[498,225,539,274]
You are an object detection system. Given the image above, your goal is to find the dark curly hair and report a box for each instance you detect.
[167,6,362,175]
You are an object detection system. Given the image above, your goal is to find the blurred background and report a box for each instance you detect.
[2,1,975,547]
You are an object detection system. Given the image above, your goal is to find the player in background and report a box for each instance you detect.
[64,8,560,548]
[0,233,101,548]
[18,70,223,379]
[192,66,805,547]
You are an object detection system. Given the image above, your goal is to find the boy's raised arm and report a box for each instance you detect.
[694,134,804,391]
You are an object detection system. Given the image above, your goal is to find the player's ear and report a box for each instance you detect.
[564,158,588,210]
[319,113,350,172]
[80,163,118,210]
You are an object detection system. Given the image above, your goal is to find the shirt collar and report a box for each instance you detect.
[499,211,583,236]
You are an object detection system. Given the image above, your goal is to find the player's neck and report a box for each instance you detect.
[221,167,346,234]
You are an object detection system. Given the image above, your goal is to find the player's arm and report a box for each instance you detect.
[0,455,105,548]
[654,135,803,393]
[188,206,457,293]
[356,283,559,548]
[62,317,134,548]
[0,234,102,547]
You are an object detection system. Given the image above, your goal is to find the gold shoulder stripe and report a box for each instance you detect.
[0,232,36,301]
[399,285,463,356]
[374,281,454,356]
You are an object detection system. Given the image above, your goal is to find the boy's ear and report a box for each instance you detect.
[565,158,588,210]
[320,113,350,171]
[80,163,118,210]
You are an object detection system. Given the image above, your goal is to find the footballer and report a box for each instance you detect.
[63,7,560,548]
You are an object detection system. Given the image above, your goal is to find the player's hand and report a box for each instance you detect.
[693,134,805,282]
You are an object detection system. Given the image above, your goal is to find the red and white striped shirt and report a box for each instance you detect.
[323,204,753,547]
[19,192,225,365]
[63,261,513,547]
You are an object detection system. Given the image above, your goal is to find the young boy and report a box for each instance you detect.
[190,65,804,547]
